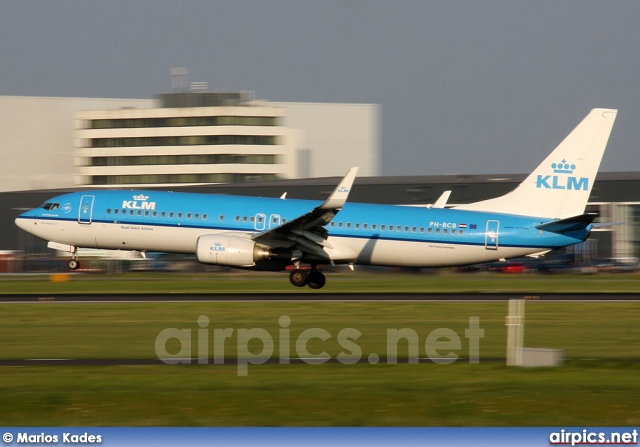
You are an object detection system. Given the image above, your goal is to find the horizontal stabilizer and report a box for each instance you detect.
[592,221,623,228]
[534,213,597,233]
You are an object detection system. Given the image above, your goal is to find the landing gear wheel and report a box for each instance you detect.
[289,269,308,287]
[307,270,326,289]
[68,259,80,270]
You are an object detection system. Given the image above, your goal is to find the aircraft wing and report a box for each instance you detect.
[251,167,358,260]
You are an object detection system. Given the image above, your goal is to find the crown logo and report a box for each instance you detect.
[551,160,576,174]
[133,194,149,201]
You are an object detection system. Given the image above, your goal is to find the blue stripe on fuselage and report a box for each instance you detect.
[17,189,588,250]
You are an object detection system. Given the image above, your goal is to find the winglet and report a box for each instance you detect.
[432,190,452,209]
[320,167,359,210]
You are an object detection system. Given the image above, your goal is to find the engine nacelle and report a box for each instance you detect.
[196,234,270,267]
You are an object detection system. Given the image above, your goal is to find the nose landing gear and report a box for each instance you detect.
[68,248,80,270]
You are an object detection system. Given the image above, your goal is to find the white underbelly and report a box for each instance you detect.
[336,236,535,267]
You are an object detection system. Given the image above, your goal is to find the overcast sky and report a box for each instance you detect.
[1,1,638,177]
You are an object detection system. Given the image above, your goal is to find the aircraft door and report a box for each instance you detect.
[485,220,499,250]
[78,195,95,225]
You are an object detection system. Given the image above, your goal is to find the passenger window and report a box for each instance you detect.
[250,216,255,222]
[330,222,335,227]
[428,228,433,234]
[397,226,402,232]
[153,211,157,217]
[371,224,376,230]
[412,226,416,233]
[178,212,183,219]
[107,209,111,214]
[137,210,142,216]
[243,216,248,222]
[420,227,424,233]
[404,226,409,232]
[435,228,440,234]
[114,209,119,215]
[130,210,134,216]
[459,229,464,235]
[338,222,343,228]
[187,213,192,219]
[363,223,367,230]
[203,214,208,220]
[346,223,351,229]
[161,212,166,217]
[443,228,448,235]
[145,211,149,216]
[194,213,199,219]
[380,224,385,230]
[219,215,224,221]
[235,216,240,222]
[169,212,174,218]
[451,229,456,235]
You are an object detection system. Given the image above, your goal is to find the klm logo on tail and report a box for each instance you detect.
[535,160,588,191]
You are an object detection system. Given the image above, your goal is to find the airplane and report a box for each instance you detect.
[15,108,617,289]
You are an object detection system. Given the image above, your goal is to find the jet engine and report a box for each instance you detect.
[196,234,270,267]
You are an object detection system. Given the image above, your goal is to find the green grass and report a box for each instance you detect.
[1,364,639,426]
[1,301,639,426]
[2,270,640,294]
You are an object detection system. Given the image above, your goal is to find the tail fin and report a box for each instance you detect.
[456,108,617,219]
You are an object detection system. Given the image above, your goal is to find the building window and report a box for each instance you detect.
[89,153,279,167]
[90,173,280,185]
[90,115,278,129]
[90,135,276,148]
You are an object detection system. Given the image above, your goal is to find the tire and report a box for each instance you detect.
[68,259,80,270]
[307,271,326,289]
[289,269,308,287]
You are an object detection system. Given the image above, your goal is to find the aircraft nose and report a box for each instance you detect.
[15,215,31,231]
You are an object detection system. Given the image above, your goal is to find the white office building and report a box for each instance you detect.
[0,93,379,192]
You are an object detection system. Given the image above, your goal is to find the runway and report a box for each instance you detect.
[1,292,640,302]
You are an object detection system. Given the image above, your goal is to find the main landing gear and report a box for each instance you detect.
[289,267,326,289]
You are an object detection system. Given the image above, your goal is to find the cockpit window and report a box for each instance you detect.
[41,202,60,211]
